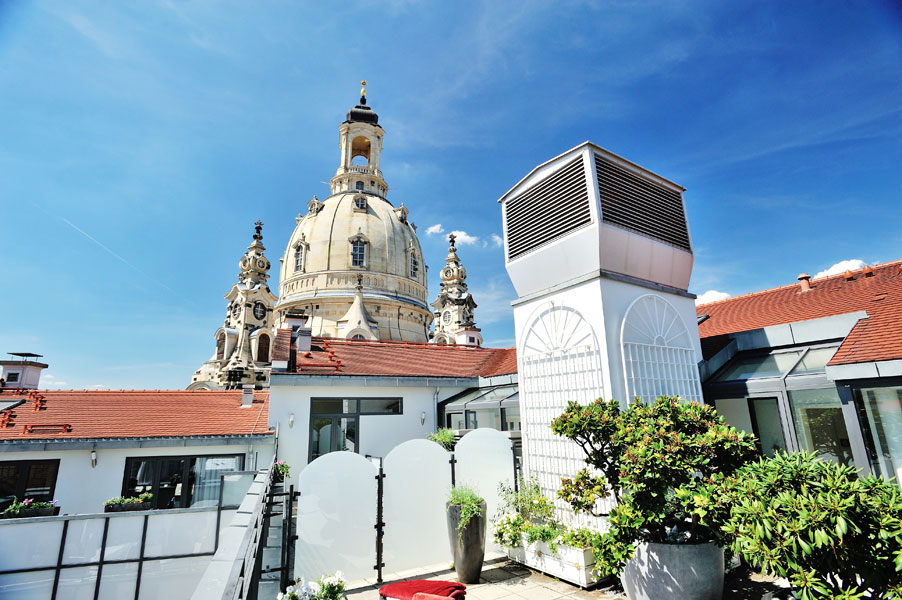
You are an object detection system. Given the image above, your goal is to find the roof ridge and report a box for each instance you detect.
[696,257,902,308]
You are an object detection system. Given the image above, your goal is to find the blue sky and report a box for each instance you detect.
[1,1,900,389]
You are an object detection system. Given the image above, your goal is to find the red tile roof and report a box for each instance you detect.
[273,332,518,378]
[696,259,902,366]
[0,389,271,442]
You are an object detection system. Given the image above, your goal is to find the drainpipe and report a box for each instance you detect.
[433,387,441,429]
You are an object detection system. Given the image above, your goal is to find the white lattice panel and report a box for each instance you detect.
[621,294,702,403]
[519,303,609,528]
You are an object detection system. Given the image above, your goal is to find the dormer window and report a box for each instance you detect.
[355,181,364,191]
[409,252,418,278]
[353,196,367,212]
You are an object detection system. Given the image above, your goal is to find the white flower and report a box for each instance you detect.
[278,594,284,600]
[286,586,297,594]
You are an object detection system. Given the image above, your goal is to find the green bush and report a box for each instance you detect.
[428,428,456,451]
[551,396,759,577]
[681,452,902,599]
[497,475,555,524]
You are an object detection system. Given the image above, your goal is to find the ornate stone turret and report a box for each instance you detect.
[431,234,482,346]
[189,222,278,389]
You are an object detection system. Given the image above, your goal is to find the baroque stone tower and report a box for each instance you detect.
[189,221,278,390]
[277,83,432,341]
[431,234,482,346]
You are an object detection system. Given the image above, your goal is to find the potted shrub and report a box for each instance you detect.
[492,476,604,587]
[273,460,291,483]
[427,428,456,451]
[104,493,153,512]
[446,484,487,583]
[551,396,758,600]
[2,498,60,518]
[682,451,902,599]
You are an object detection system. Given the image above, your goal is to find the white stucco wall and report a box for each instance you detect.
[1,441,274,515]
[268,378,466,489]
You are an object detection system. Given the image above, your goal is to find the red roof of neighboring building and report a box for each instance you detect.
[0,389,271,442]
[273,332,518,378]
[696,259,902,366]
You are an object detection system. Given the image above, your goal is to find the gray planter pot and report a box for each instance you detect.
[446,500,487,584]
[621,542,724,600]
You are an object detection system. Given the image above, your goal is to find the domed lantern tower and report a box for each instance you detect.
[276,83,432,341]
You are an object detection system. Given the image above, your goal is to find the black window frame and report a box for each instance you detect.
[0,459,60,509]
[121,453,244,510]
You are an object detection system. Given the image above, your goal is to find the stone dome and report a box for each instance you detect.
[276,94,431,341]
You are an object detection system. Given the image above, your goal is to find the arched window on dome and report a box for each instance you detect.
[355,181,365,191]
[409,252,418,278]
[353,196,367,212]
[294,237,307,272]
[351,334,366,340]
[349,236,367,268]
[215,333,225,361]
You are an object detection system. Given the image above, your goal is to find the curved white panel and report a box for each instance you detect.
[455,428,514,553]
[383,439,453,571]
[296,451,377,582]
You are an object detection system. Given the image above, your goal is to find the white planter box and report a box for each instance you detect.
[504,534,599,588]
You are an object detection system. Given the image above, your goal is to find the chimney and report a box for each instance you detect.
[798,273,811,292]
[0,353,48,390]
[241,385,255,407]
[296,328,313,353]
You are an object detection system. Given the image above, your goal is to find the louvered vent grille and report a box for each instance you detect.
[595,154,691,252]
[506,157,591,260]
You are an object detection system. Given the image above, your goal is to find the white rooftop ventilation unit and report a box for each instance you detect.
[499,142,693,299]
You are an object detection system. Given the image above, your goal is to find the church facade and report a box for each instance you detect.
[189,85,481,389]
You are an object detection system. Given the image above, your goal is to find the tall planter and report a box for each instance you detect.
[621,542,724,600]
[446,501,487,584]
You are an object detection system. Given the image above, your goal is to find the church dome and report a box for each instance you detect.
[276,88,431,342]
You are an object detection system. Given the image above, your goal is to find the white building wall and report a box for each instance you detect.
[1,442,273,515]
[268,380,466,489]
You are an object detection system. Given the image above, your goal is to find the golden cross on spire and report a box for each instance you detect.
[360,80,367,97]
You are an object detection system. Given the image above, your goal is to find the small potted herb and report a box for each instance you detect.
[2,498,60,518]
[446,485,486,583]
[103,493,153,512]
[273,460,291,483]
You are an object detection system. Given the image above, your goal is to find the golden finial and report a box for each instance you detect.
[360,80,367,98]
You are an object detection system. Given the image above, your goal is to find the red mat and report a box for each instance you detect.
[379,580,466,600]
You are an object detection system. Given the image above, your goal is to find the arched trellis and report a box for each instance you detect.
[619,294,702,404]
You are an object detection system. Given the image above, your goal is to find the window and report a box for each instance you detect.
[788,388,853,466]
[351,239,366,267]
[503,406,521,431]
[257,334,270,363]
[294,243,305,272]
[0,460,59,510]
[409,253,418,278]
[354,196,367,211]
[715,351,803,381]
[856,385,902,482]
[6,373,19,383]
[351,334,366,340]
[447,413,465,429]
[355,181,364,191]
[216,333,225,360]
[788,347,839,376]
[122,454,243,509]
[309,397,402,462]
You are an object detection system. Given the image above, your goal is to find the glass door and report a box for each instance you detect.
[310,416,358,461]
[748,397,788,457]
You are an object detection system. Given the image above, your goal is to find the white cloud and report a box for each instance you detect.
[490,234,503,248]
[425,223,444,236]
[695,290,731,305]
[814,259,866,279]
[449,230,479,245]
[87,384,109,390]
